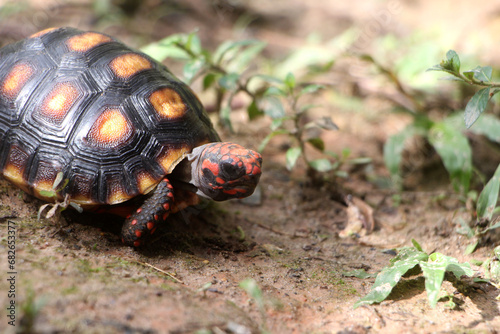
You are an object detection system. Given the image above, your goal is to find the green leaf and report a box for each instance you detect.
[38,190,56,198]
[426,64,446,72]
[140,34,190,62]
[476,164,500,220]
[341,148,351,159]
[463,71,474,81]
[343,269,377,279]
[467,114,500,143]
[239,278,264,310]
[464,87,490,129]
[264,86,287,97]
[420,253,473,308]
[185,32,202,55]
[494,246,500,261]
[383,126,415,179]
[218,73,239,91]
[307,137,325,151]
[213,40,263,65]
[446,50,460,73]
[247,100,263,120]
[464,241,479,255]
[183,59,205,83]
[354,247,428,308]
[284,72,296,91]
[258,129,288,153]
[348,157,372,165]
[308,60,335,75]
[411,239,424,252]
[456,217,475,238]
[52,172,64,190]
[428,122,472,193]
[260,96,285,119]
[299,84,325,96]
[69,202,83,213]
[309,158,333,172]
[419,254,448,308]
[202,73,218,90]
[270,118,284,131]
[227,41,266,73]
[286,147,302,170]
[463,66,492,82]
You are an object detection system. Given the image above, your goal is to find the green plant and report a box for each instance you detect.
[354,239,474,309]
[19,288,46,333]
[483,246,500,291]
[239,278,270,334]
[457,164,500,253]
[37,172,82,220]
[142,32,364,177]
[428,50,500,129]
[363,54,472,193]
[373,50,500,197]
[141,31,266,129]
[427,51,500,240]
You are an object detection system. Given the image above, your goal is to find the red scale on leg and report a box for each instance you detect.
[121,178,175,247]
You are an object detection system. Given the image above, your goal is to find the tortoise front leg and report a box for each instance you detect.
[121,178,174,247]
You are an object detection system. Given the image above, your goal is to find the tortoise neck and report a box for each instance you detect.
[182,144,210,198]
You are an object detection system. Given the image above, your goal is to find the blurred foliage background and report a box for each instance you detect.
[1,0,500,192]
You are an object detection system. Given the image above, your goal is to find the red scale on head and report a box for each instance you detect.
[202,159,219,176]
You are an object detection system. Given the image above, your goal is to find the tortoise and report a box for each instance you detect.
[0,27,262,247]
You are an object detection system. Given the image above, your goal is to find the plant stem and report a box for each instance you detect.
[447,70,500,88]
[289,93,309,169]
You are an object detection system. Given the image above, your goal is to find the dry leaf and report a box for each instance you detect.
[339,195,375,238]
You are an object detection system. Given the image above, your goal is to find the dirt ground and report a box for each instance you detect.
[1,1,500,333]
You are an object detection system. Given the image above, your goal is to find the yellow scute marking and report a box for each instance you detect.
[3,164,26,187]
[109,53,152,79]
[3,145,28,188]
[158,147,189,174]
[67,32,112,52]
[109,190,131,204]
[107,181,131,204]
[137,172,158,194]
[29,27,58,38]
[40,82,79,123]
[149,87,186,119]
[1,63,34,99]
[70,195,94,206]
[87,108,133,148]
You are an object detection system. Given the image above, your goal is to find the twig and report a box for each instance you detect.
[133,260,185,284]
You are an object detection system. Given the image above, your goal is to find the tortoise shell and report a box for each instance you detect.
[0,27,219,206]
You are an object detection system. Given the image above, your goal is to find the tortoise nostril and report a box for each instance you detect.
[221,161,244,179]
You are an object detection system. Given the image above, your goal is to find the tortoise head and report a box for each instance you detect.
[189,142,262,201]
